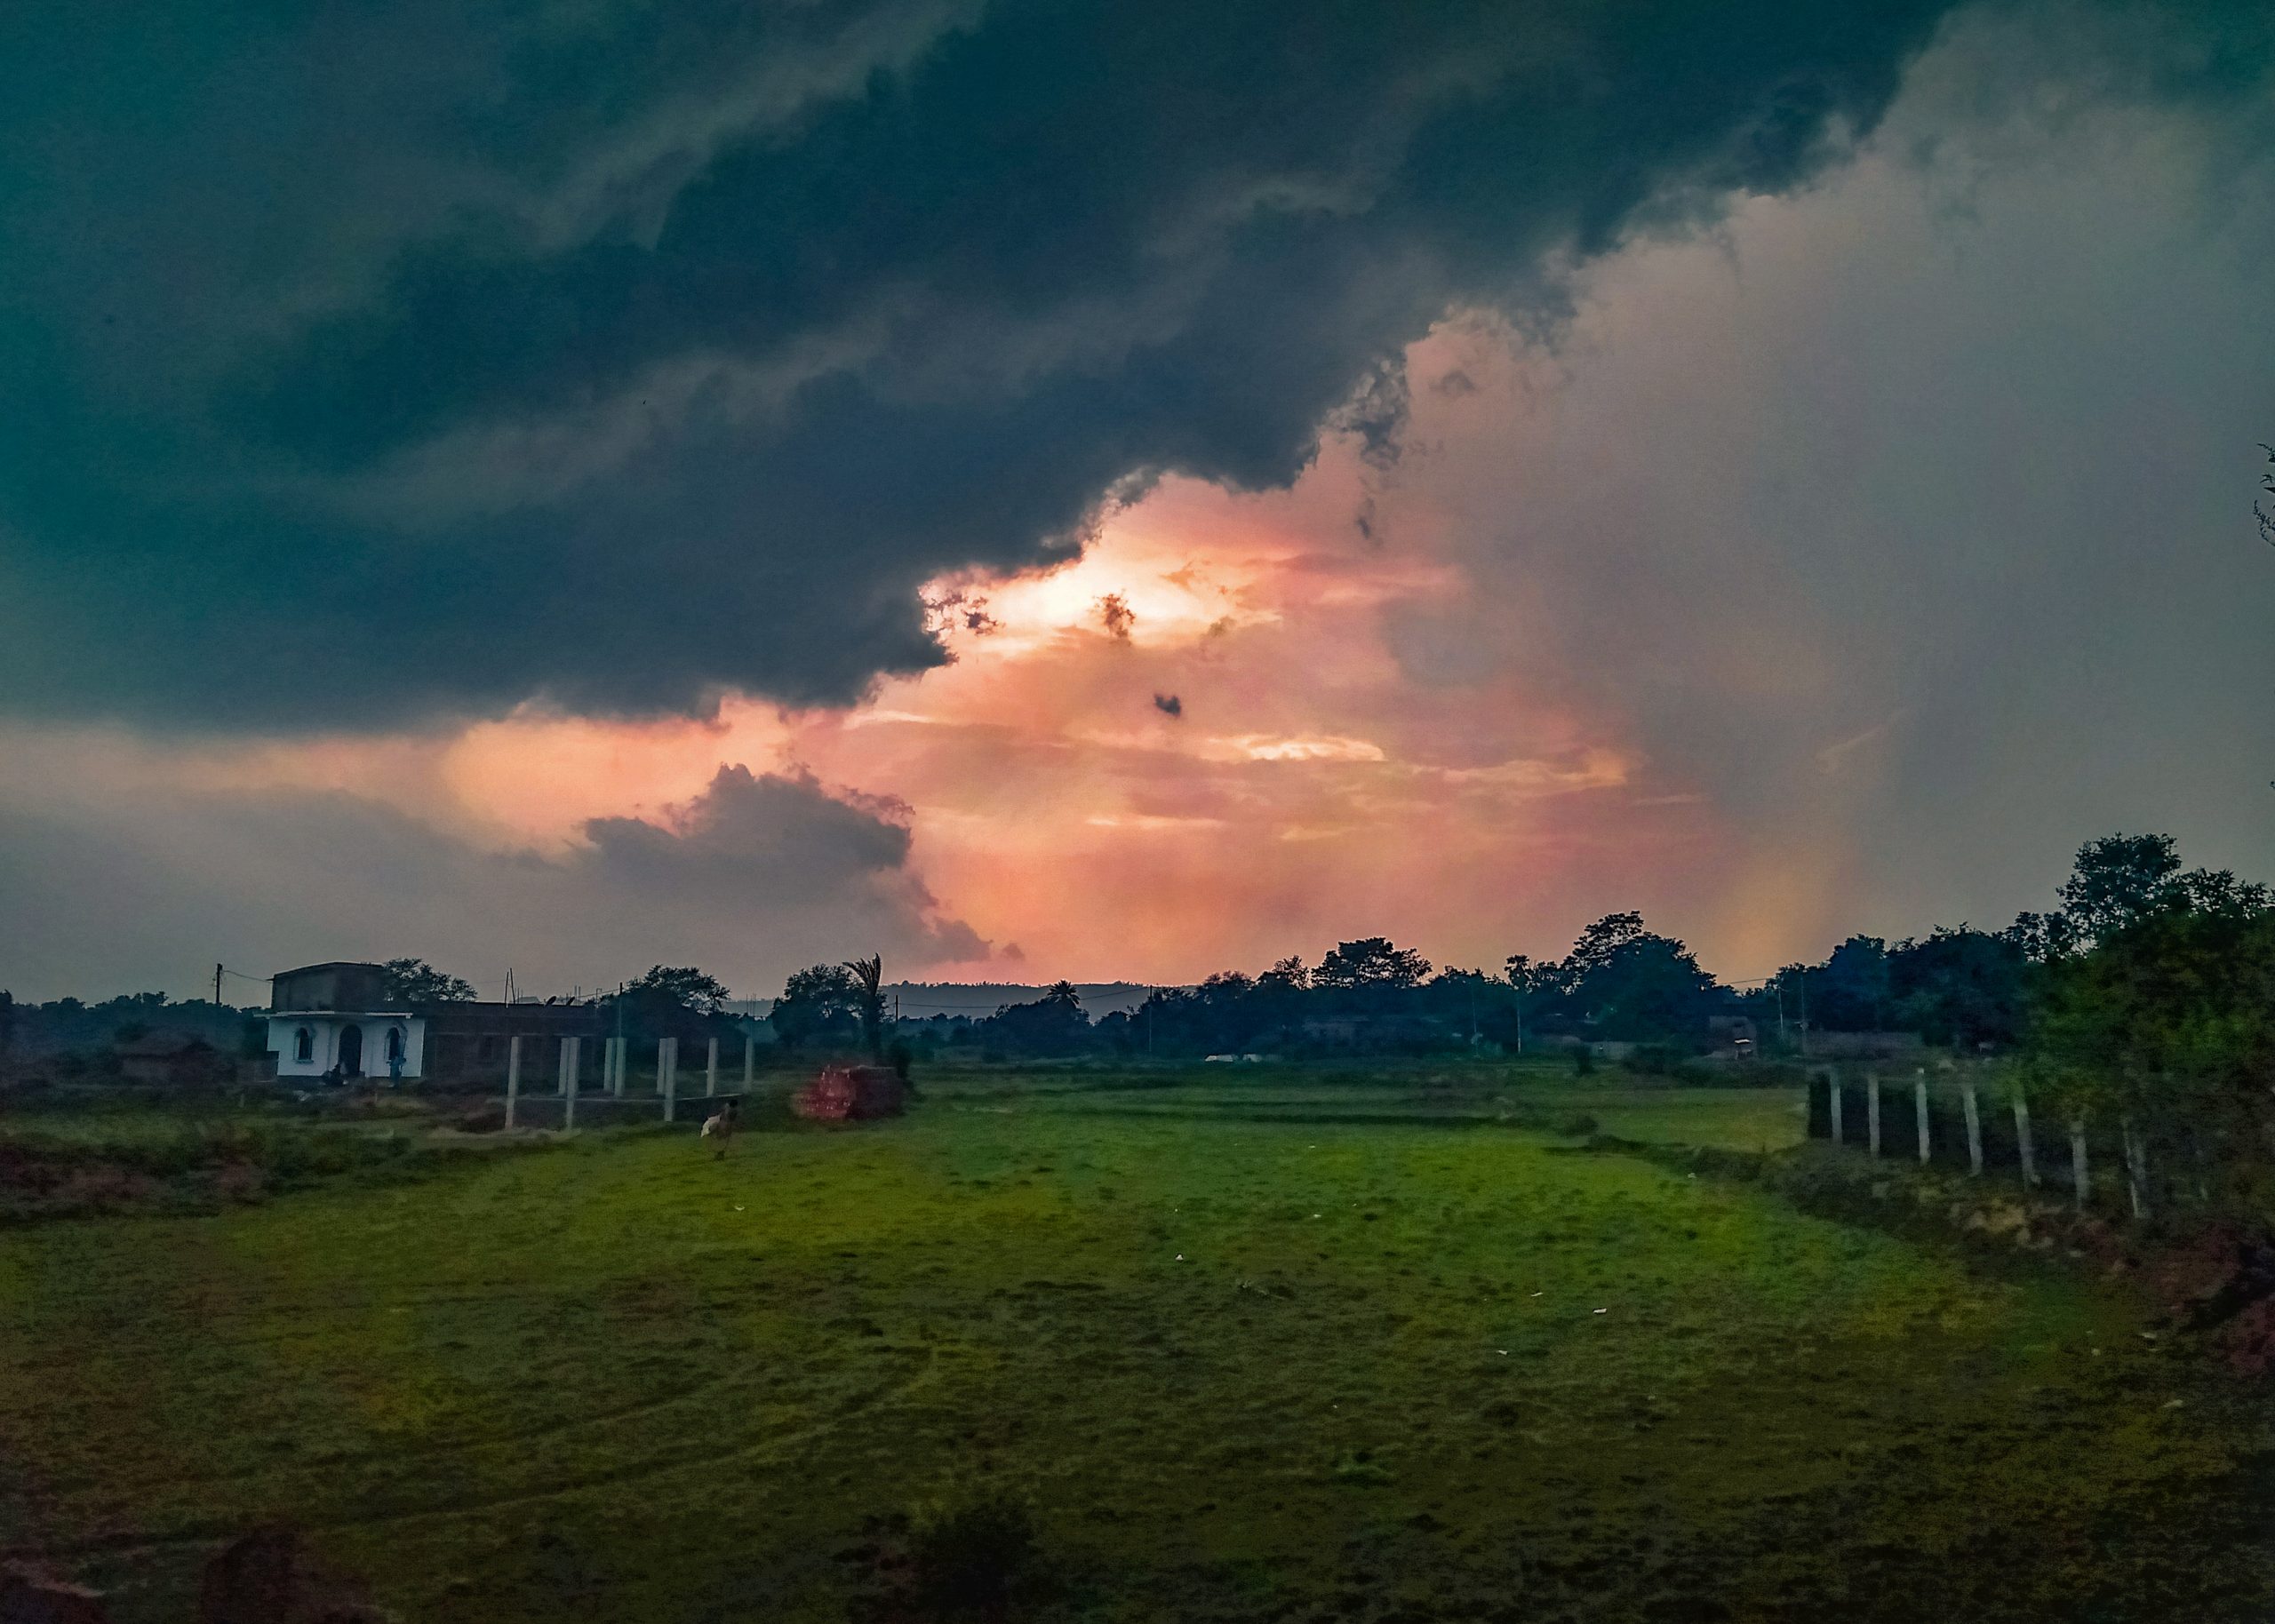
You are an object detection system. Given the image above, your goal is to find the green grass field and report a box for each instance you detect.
[3,1068,2270,1622]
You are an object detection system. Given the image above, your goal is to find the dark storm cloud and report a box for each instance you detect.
[0,0,1961,728]
[0,763,987,1001]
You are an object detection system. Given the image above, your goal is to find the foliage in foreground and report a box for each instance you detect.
[0,1117,465,1221]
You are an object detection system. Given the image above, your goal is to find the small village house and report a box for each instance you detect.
[268,962,425,1080]
[115,1031,230,1087]
[267,961,601,1082]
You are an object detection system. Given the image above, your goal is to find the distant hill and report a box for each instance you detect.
[725,981,1172,1021]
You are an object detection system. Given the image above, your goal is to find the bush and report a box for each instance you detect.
[1330,1448,1392,1486]
[1617,1042,1696,1077]
[1555,1112,1600,1138]
[906,1488,1037,1617]
[1570,1046,1595,1077]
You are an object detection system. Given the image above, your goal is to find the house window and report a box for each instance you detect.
[294,1026,314,1063]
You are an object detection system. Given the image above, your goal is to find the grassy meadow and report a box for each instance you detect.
[2,1063,2271,1621]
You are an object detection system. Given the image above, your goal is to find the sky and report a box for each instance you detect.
[2,0,2271,1003]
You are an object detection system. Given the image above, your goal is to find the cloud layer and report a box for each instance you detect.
[0,0,1960,728]
[3,2,2271,1001]
[0,763,983,999]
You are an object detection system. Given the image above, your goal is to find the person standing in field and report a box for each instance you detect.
[700,1097,739,1158]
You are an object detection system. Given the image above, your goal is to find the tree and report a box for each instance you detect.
[1808,935,1892,1031]
[1422,967,1504,1047]
[1561,912,1648,983]
[985,982,1092,1055]
[2055,833,2184,947]
[2000,910,2077,964]
[1313,938,1433,991]
[1555,914,1720,1041]
[1490,954,1556,1052]
[770,964,860,1051]
[1887,928,2027,1049]
[843,953,885,1059]
[625,965,731,1015]
[1262,956,1311,991]
[381,958,475,1004]
[2025,868,2275,1199]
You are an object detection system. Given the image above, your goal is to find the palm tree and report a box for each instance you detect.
[843,954,885,1060]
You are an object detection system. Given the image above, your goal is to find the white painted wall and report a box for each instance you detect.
[267,1015,425,1079]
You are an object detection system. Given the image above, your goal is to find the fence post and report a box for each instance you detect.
[1961,1081,1983,1176]
[507,1035,523,1106]
[2015,1093,2038,1190]
[660,1038,678,1124]
[1866,1073,1881,1158]
[611,1036,625,1097]
[1914,1073,1932,1166]
[2122,1115,2148,1222]
[506,1044,519,1130]
[743,1035,754,1090]
[706,1037,719,1099]
[563,1037,578,1131]
[1826,1070,1842,1145]
[2070,1119,2090,1211]
[557,1035,574,1095]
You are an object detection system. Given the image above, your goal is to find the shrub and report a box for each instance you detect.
[1570,1046,1595,1077]
[1617,1042,1694,1076]
[1329,1449,1392,1486]
[906,1488,1037,1617]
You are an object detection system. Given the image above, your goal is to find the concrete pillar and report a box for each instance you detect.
[1961,1082,1983,1176]
[563,1038,579,1131]
[2070,1119,2090,1210]
[660,1037,678,1124]
[1914,1075,1932,1166]
[2015,1094,2038,1190]
[706,1037,719,1098]
[1866,1073,1881,1158]
[505,1047,519,1130]
[557,1035,575,1094]
[1826,1071,1842,1145]
[611,1036,626,1096]
[507,1035,523,1103]
[743,1035,754,1090]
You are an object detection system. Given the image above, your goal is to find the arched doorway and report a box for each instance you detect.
[338,1023,363,1077]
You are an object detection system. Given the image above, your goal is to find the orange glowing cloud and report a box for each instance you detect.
[188,326,1736,987]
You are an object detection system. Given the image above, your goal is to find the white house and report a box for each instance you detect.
[267,961,426,1080]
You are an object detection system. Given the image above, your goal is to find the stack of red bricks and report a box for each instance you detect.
[790,1063,907,1121]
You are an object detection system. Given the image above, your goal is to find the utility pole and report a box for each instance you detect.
[214,963,224,1007]
[1798,975,1809,1058]
[1775,980,1786,1049]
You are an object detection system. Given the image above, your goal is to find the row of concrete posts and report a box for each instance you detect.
[1824,1070,2151,1219]
[502,1034,761,1130]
